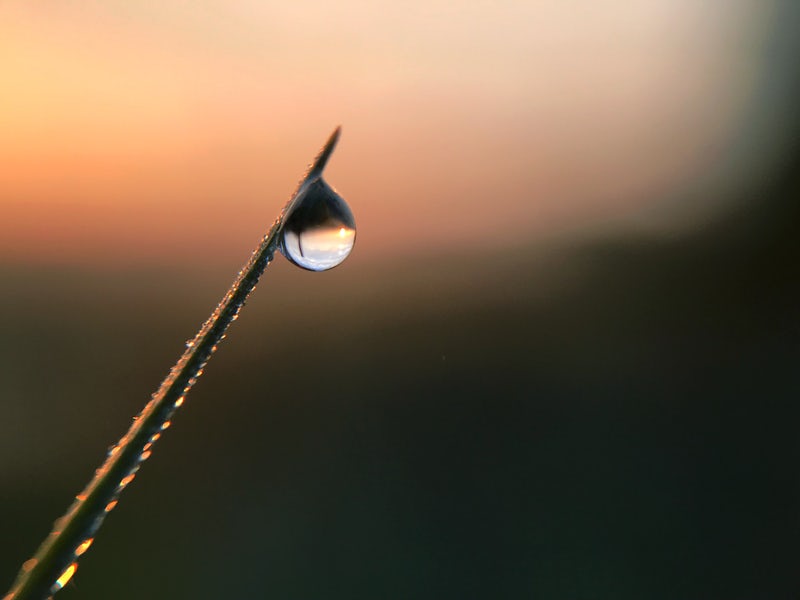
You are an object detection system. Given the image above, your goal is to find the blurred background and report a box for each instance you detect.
[1,1,799,598]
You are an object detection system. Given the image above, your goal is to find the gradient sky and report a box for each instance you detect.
[0,1,790,267]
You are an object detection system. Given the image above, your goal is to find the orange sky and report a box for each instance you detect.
[0,1,785,267]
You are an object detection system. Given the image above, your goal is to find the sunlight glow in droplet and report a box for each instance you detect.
[282,226,356,271]
[75,539,94,556]
[54,563,77,591]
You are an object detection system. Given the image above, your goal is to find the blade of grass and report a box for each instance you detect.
[4,127,342,600]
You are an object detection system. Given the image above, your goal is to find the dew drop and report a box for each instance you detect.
[75,538,93,556]
[280,177,355,271]
[21,558,37,572]
[51,563,77,592]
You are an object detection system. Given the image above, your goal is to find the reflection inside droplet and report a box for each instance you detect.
[280,177,355,271]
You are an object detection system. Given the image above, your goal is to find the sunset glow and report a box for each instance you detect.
[0,1,783,266]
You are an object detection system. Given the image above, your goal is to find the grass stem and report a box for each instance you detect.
[4,127,341,600]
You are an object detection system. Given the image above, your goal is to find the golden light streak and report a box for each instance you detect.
[75,539,94,557]
[54,563,77,590]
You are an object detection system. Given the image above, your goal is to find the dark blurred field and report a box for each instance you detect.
[1,147,798,599]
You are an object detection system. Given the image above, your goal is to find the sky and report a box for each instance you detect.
[0,1,792,267]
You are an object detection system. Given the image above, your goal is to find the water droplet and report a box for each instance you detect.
[280,178,355,271]
[51,563,77,592]
[75,538,93,556]
[21,558,37,572]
